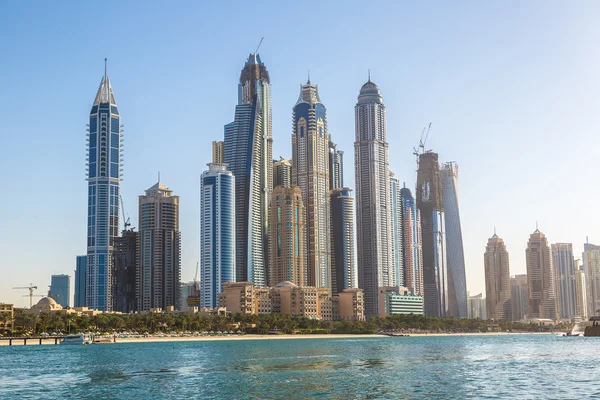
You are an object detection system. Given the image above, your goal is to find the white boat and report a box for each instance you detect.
[60,334,92,345]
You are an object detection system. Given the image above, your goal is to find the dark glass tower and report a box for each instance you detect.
[85,62,121,311]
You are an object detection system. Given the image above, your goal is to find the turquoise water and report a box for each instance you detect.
[1,334,599,399]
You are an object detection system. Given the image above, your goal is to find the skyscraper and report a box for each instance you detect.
[136,181,181,311]
[584,245,600,316]
[85,61,122,311]
[400,185,424,296]
[113,229,138,313]
[525,228,558,320]
[511,274,529,321]
[224,52,272,286]
[292,79,331,289]
[551,243,577,319]
[330,187,357,294]
[329,141,344,190]
[273,158,292,188]
[575,265,588,318]
[389,173,404,287]
[201,163,236,308]
[49,275,70,308]
[467,293,487,319]
[74,255,86,307]
[440,162,468,318]
[416,152,446,317]
[268,186,306,287]
[212,141,225,164]
[484,232,512,320]
[355,78,393,317]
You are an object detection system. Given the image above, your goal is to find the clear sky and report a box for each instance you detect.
[2,1,600,308]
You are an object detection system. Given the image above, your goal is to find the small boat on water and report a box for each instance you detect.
[93,336,113,344]
[60,334,92,345]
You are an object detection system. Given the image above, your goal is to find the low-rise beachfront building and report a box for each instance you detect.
[378,287,424,317]
[218,282,364,321]
[0,303,14,332]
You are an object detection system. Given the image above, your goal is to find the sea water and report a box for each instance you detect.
[0,334,599,399]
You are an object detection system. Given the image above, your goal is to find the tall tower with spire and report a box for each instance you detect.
[224,49,272,286]
[85,60,122,311]
[355,76,394,317]
[292,78,331,289]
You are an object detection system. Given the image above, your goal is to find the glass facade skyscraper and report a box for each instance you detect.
[50,274,70,308]
[400,186,424,296]
[389,173,404,288]
[551,243,577,319]
[224,53,272,286]
[330,188,357,294]
[85,65,121,311]
[74,255,86,307]
[201,164,235,308]
[440,162,468,318]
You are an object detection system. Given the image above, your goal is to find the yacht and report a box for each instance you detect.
[60,334,92,345]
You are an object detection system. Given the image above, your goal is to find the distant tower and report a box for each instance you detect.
[440,162,468,318]
[136,181,181,311]
[416,152,446,317]
[273,158,292,188]
[575,265,588,318]
[510,274,529,321]
[355,78,393,317]
[400,185,423,295]
[584,243,600,316]
[74,256,87,307]
[85,60,122,311]
[484,232,512,320]
[329,141,344,190]
[49,275,70,308]
[330,187,357,294]
[389,172,404,287]
[268,186,306,287]
[224,51,272,286]
[551,243,577,319]
[212,141,225,164]
[201,163,236,308]
[292,79,331,289]
[525,228,558,320]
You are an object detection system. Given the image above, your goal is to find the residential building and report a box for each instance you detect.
[526,229,558,320]
[551,243,577,319]
[292,78,331,289]
[329,141,344,190]
[112,229,138,313]
[0,304,14,332]
[389,173,404,287]
[224,52,272,286]
[338,288,365,321]
[136,181,181,312]
[484,232,512,320]
[355,78,393,317]
[440,162,468,318]
[268,186,306,287]
[200,163,235,308]
[49,275,70,308]
[586,245,600,316]
[416,151,446,317]
[85,62,122,311]
[400,186,423,295]
[74,255,86,307]
[467,293,487,319]
[219,282,254,314]
[272,158,292,188]
[212,141,224,164]
[575,266,588,319]
[378,286,424,317]
[511,274,529,321]
[330,188,357,294]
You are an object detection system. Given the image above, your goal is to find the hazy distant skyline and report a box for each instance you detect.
[2,1,600,307]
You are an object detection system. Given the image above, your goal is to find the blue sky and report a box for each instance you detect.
[2,1,600,307]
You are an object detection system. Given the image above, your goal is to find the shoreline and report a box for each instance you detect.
[0,331,556,346]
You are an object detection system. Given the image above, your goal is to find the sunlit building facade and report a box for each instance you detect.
[484,233,512,320]
[551,243,577,319]
[330,188,357,294]
[526,229,558,320]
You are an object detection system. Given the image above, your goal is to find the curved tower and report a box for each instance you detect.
[292,79,331,289]
[85,61,122,311]
[224,53,272,286]
[354,79,393,317]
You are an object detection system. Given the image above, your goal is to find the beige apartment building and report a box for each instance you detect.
[212,141,224,164]
[526,229,558,320]
[0,303,14,332]
[484,233,512,320]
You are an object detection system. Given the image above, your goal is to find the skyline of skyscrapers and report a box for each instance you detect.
[85,62,122,311]
[292,79,331,289]
[440,162,468,318]
[136,181,181,311]
[484,232,512,320]
[525,228,558,320]
[355,78,393,317]
[200,163,235,309]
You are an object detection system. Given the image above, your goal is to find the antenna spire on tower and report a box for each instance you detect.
[368,69,371,82]
[307,69,310,84]
[104,58,107,81]
[158,171,161,183]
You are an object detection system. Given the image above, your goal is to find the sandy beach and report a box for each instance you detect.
[0,331,556,346]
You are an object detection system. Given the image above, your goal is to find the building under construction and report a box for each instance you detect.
[112,229,138,313]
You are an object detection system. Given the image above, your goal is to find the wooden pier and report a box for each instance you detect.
[0,336,66,346]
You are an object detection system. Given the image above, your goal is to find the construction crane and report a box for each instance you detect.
[120,195,131,231]
[412,122,432,163]
[12,284,38,308]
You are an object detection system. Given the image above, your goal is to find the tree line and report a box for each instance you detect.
[0,310,572,336]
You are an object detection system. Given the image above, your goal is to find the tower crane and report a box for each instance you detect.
[412,122,432,164]
[12,284,39,308]
[120,195,131,231]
